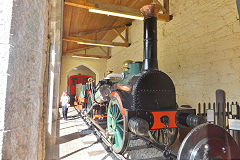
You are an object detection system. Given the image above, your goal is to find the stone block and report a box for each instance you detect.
[0,0,48,159]
[2,125,39,160]
[9,0,47,52]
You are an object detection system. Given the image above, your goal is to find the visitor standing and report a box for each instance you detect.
[60,91,70,120]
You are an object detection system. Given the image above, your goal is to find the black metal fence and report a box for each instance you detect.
[197,102,240,125]
[197,90,240,146]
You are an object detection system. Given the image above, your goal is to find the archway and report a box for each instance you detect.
[67,64,97,82]
[65,62,99,82]
[60,63,100,98]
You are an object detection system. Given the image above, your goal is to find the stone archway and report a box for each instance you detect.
[67,65,96,81]
[66,63,99,81]
[60,62,101,97]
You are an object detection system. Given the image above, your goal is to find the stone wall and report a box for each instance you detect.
[0,0,14,158]
[107,0,240,108]
[0,0,48,159]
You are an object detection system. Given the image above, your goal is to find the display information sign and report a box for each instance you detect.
[207,109,214,122]
[228,119,240,130]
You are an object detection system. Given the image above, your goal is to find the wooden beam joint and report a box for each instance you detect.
[63,52,111,59]
[64,0,172,22]
[72,23,131,37]
[63,36,130,47]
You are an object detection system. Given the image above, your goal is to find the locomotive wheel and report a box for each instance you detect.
[86,94,93,117]
[107,96,129,153]
[177,124,240,160]
[149,128,178,147]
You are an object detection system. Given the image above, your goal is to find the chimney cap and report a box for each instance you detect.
[140,4,161,18]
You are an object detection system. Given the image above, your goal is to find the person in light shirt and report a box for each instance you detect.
[60,91,70,120]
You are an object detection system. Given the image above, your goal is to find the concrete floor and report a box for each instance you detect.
[47,107,117,160]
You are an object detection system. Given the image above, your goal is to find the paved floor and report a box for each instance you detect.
[47,107,166,160]
[47,107,117,160]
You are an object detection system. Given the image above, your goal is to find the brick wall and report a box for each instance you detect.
[107,0,240,107]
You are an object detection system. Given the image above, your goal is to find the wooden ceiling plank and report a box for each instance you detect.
[67,7,88,51]
[63,36,130,47]
[86,0,140,16]
[63,0,171,54]
[100,18,131,41]
[66,0,142,18]
[63,5,73,52]
[66,0,170,22]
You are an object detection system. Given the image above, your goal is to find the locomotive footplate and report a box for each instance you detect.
[81,110,179,160]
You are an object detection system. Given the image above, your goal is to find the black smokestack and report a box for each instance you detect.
[140,4,160,71]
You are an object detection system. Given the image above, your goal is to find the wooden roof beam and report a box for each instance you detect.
[65,0,172,22]
[113,28,128,43]
[63,36,131,47]
[64,0,94,9]
[99,47,111,57]
[63,52,111,59]
[64,46,96,54]
[71,23,131,36]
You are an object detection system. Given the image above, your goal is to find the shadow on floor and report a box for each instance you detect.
[59,141,98,159]
[56,129,92,145]
[68,114,80,120]
[60,124,83,130]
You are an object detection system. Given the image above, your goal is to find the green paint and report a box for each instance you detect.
[94,89,101,101]
[87,94,93,117]
[119,62,142,85]
[80,85,85,98]
[129,62,142,75]
[107,97,124,151]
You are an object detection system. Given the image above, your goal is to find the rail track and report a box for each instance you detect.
[78,110,177,160]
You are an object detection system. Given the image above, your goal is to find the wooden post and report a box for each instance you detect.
[216,89,226,128]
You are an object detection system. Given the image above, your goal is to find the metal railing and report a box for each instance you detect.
[197,89,240,146]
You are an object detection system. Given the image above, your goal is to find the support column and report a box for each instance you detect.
[45,0,63,158]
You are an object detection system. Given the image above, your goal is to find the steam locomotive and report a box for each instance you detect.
[76,4,240,159]
[67,74,91,105]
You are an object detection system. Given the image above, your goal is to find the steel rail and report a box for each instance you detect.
[78,110,177,160]
[79,112,127,160]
